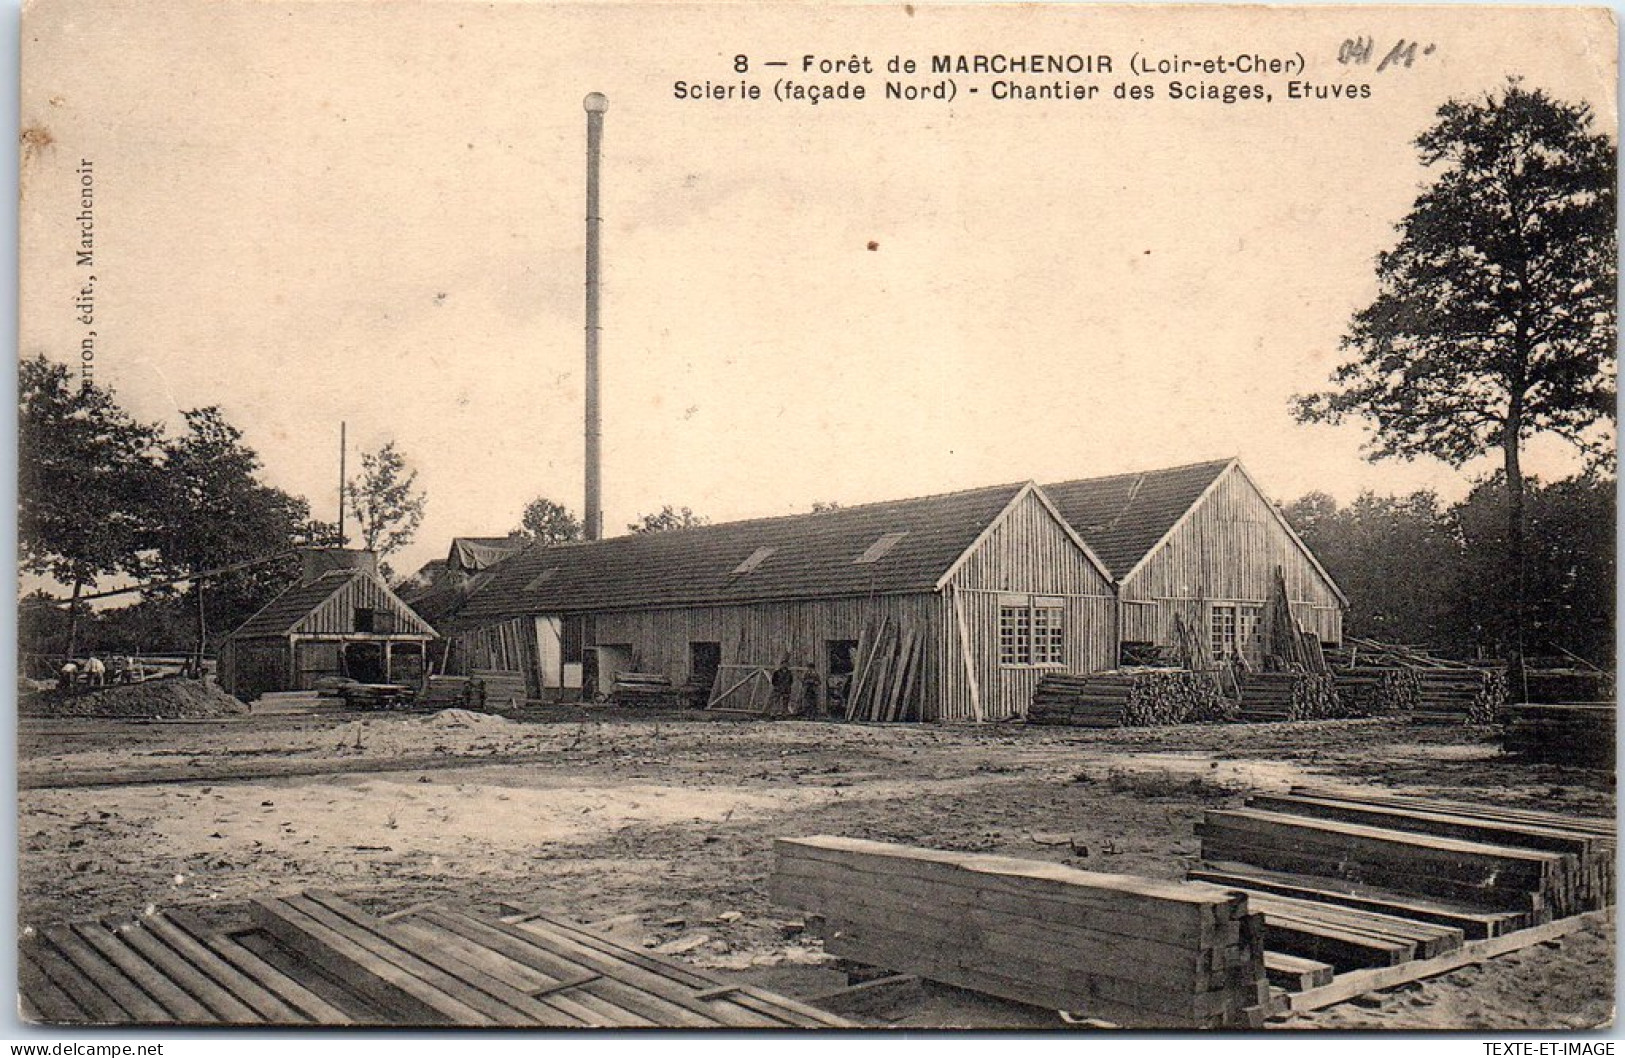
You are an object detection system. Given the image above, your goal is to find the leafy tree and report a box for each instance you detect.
[1295,82,1616,680]
[517,497,584,545]
[346,441,427,571]
[154,407,320,655]
[1284,489,1459,647]
[627,505,709,534]
[18,355,161,656]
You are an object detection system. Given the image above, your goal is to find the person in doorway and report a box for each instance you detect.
[769,656,795,718]
[799,661,820,719]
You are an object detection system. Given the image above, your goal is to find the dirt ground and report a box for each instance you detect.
[16,705,1618,1031]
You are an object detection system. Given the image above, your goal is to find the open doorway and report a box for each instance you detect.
[690,642,722,701]
[343,642,385,683]
[826,639,859,718]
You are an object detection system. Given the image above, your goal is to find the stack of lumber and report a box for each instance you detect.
[1413,667,1506,723]
[1331,668,1420,716]
[770,835,1269,1028]
[1500,703,1616,769]
[1523,668,1615,704]
[1027,670,1228,727]
[610,672,694,709]
[418,676,471,710]
[846,620,925,723]
[1237,673,1342,722]
[20,890,850,1027]
[1197,795,1611,926]
[470,669,527,712]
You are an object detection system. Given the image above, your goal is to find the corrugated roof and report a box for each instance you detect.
[1043,458,1235,580]
[451,482,1030,627]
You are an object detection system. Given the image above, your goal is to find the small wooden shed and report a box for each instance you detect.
[219,551,438,701]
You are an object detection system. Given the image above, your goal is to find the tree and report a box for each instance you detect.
[1284,489,1460,648]
[18,355,162,657]
[1295,81,1616,682]
[627,505,709,534]
[809,500,842,513]
[346,441,427,571]
[154,407,320,657]
[517,497,583,545]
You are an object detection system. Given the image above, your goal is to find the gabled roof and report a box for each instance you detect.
[1043,458,1236,580]
[229,570,437,639]
[451,482,1038,627]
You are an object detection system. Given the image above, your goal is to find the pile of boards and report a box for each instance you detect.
[469,669,528,712]
[611,672,698,709]
[1411,668,1506,723]
[1523,668,1614,704]
[770,835,1269,1028]
[1196,789,1614,935]
[845,620,926,722]
[21,890,849,1028]
[1500,703,1616,769]
[1028,670,1229,727]
[1236,673,1343,722]
[417,676,472,710]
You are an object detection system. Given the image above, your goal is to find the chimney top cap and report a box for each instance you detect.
[583,92,609,113]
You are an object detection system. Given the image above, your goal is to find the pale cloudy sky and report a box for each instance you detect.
[19,2,1617,581]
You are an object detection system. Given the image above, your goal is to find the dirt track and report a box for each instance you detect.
[16,707,1617,1030]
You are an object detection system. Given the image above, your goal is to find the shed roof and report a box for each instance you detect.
[228,569,437,639]
[1043,458,1235,580]
[451,481,1036,626]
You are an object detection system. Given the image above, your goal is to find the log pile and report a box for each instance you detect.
[1237,673,1343,722]
[1413,668,1505,723]
[1028,670,1230,728]
[1500,703,1616,769]
[770,835,1269,1028]
[1331,668,1420,716]
[611,672,701,708]
[846,620,925,722]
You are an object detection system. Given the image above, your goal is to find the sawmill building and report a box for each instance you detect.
[444,482,1117,721]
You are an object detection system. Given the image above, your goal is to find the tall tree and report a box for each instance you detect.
[1295,81,1616,682]
[517,497,583,545]
[154,407,318,657]
[346,441,427,572]
[627,505,709,534]
[18,355,161,657]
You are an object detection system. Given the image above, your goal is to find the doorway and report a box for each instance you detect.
[690,642,722,700]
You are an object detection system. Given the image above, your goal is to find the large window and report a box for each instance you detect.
[1210,603,1263,662]
[999,596,1065,667]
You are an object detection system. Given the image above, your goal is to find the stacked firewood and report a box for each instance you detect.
[1029,670,1229,727]
[1332,668,1421,716]
[1237,673,1342,722]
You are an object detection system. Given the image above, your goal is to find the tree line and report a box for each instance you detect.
[1284,473,1613,668]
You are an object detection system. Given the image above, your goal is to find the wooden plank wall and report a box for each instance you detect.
[450,617,540,696]
[943,490,1118,722]
[291,576,435,638]
[1123,467,1344,645]
[593,594,942,714]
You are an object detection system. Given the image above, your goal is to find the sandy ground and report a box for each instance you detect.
[16,706,1617,1031]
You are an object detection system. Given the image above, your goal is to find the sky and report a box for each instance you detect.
[18,1,1618,584]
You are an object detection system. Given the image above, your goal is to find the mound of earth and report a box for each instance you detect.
[22,679,249,720]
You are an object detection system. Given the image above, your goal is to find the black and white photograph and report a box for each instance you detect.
[13,0,1619,1037]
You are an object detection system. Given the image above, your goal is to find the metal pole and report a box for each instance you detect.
[583,92,608,541]
[338,420,347,547]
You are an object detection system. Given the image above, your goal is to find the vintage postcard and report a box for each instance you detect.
[14,0,1618,1036]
